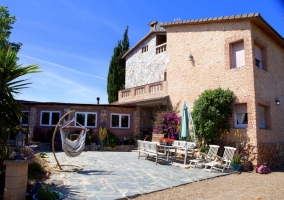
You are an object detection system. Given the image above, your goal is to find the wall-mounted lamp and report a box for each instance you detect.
[275,97,280,105]
[188,53,193,61]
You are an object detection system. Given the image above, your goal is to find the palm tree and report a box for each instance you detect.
[0,47,40,143]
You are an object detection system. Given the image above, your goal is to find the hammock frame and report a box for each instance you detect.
[52,110,85,172]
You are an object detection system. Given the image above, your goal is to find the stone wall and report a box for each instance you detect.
[234,142,284,167]
[255,143,284,167]
[125,34,168,88]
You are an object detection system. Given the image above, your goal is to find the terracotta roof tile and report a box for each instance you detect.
[234,14,242,19]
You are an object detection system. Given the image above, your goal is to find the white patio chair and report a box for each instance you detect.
[169,141,196,160]
[203,146,236,172]
[188,145,220,168]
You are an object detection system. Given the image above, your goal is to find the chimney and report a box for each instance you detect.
[96,97,100,105]
[149,20,158,32]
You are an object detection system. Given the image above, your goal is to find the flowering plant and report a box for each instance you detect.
[159,137,174,144]
[152,110,181,139]
[20,146,35,159]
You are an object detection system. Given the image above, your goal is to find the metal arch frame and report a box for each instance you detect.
[52,110,83,172]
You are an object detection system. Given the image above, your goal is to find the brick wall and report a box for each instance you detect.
[164,20,284,166]
[121,19,284,166]
[22,103,136,143]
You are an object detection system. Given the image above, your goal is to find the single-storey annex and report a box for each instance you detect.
[18,100,136,145]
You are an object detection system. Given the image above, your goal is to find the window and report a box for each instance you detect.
[40,111,60,126]
[255,44,263,69]
[259,106,265,129]
[21,111,29,126]
[231,41,245,68]
[75,112,97,127]
[111,114,130,128]
[234,104,248,128]
[156,35,166,46]
[142,45,148,53]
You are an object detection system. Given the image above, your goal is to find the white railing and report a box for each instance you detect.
[156,43,167,54]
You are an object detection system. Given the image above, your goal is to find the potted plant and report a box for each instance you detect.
[33,185,63,200]
[159,137,174,146]
[230,156,243,171]
[19,146,35,160]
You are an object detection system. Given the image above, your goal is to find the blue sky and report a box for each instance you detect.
[2,0,284,104]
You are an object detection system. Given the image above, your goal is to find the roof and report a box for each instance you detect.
[160,13,284,49]
[160,13,262,26]
[123,13,284,58]
[18,100,136,108]
[122,28,166,58]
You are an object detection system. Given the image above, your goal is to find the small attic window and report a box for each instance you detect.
[142,45,148,53]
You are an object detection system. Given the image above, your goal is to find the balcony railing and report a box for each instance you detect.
[118,81,168,103]
[135,87,145,96]
[122,90,131,98]
[156,43,166,54]
[150,84,161,93]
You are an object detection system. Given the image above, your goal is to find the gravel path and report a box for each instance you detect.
[132,168,284,200]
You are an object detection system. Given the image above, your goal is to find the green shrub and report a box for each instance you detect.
[120,137,135,145]
[231,156,242,164]
[86,129,98,145]
[28,154,47,180]
[0,143,13,161]
[192,88,235,145]
[199,145,209,153]
[36,185,61,200]
[103,130,119,148]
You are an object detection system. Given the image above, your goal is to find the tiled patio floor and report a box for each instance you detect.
[44,151,230,200]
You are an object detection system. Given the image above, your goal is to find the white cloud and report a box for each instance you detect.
[18,71,108,104]
[19,54,107,81]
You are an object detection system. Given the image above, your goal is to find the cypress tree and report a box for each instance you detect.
[107,26,129,103]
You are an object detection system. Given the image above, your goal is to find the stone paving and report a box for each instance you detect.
[44,151,230,200]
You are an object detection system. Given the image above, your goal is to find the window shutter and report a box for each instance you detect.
[255,45,262,62]
[235,104,247,113]
[232,41,245,68]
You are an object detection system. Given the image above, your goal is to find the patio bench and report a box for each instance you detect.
[137,140,166,164]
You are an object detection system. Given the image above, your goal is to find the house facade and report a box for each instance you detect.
[19,100,136,145]
[117,13,284,166]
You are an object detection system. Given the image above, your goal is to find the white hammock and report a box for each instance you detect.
[59,118,87,157]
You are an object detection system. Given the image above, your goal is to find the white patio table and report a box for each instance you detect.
[157,144,178,161]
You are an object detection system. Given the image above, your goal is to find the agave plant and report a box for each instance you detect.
[0,47,40,143]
